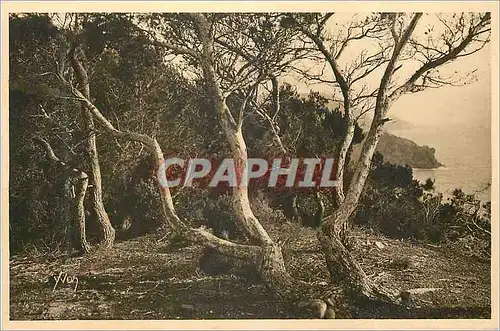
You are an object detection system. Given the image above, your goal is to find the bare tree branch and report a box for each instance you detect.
[389,12,491,102]
[32,137,62,163]
[376,12,423,114]
[150,40,200,59]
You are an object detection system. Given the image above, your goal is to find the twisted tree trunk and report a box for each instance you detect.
[69,44,115,248]
[33,137,92,254]
[188,14,343,315]
[318,13,423,304]
[76,90,325,308]
[57,17,335,318]
[193,14,274,245]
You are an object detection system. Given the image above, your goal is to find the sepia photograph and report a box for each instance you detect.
[1,1,498,330]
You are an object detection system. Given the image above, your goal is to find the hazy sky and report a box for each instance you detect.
[285,12,492,195]
[287,13,491,139]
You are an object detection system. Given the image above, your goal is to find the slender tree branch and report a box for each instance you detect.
[150,40,200,59]
[299,23,351,117]
[376,13,423,114]
[389,12,490,103]
[32,137,61,163]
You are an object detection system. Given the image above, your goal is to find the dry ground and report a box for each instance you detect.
[9,223,491,320]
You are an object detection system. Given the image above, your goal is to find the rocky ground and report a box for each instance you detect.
[9,223,491,320]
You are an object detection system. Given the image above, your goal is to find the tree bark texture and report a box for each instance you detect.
[33,137,92,254]
[69,45,116,248]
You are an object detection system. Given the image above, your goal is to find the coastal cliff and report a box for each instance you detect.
[352,132,442,169]
[377,132,443,168]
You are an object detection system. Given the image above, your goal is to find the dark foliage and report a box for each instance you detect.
[355,152,490,260]
[8,14,490,267]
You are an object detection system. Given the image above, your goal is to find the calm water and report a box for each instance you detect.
[383,75,493,204]
[412,167,491,203]
[388,122,492,203]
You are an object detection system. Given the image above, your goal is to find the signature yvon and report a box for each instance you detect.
[52,271,78,292]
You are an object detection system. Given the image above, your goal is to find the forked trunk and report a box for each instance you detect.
[188,14,340,314]
[70,45,116,248]
[193,14,274,245]
[337,123,385,228]
[319,113,395,303]
[316,13,423,304]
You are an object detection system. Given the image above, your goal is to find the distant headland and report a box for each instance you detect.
[377,132,443,169]
[352,132,443,169]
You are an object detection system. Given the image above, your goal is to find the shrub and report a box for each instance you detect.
[355,156,425,240]
[356,153,491,261]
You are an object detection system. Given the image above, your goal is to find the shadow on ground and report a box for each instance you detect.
[9,225,491,320]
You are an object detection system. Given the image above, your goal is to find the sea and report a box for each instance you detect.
[385,81,493,204]
[294,46,493,204]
